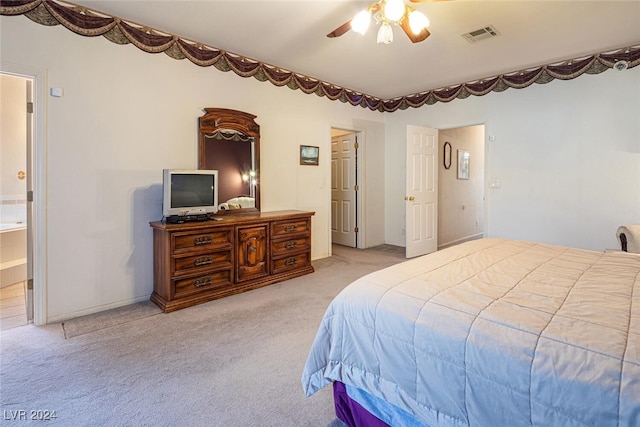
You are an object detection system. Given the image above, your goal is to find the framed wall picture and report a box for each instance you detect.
[300,145,319,165]
[457,150,470,180]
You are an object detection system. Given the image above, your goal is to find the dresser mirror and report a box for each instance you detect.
[198,108,260,213]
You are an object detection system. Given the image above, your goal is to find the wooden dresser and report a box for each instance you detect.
[150,210,314,312]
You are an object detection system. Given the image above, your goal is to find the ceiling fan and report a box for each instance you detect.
[327,0,445,44]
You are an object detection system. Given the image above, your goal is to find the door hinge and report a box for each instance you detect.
[27,102,34,114]
[354,227,359,233]
[27,279,34,290]
[27,190,34,202]
[354,142,359,149]
[354,185,359,191]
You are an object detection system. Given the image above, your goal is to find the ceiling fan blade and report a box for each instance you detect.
[327,20,353,38]
[327,3,381,38]
[400,21,431,43]
[400,8,431,43]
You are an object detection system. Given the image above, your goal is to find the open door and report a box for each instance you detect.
[25,78,34,322]
[405,125,438,258]
[331,132,358,247]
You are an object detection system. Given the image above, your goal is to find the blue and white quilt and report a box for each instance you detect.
[302,238,640,426]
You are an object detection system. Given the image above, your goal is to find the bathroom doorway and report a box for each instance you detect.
[0,72,34,329]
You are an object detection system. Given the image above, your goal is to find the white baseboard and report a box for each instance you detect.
[47,294,152,324]
[438,233,484,250]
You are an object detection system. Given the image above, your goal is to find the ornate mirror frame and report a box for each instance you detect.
[198,108,260,213]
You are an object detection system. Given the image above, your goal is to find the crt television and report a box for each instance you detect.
[162,169,219,218]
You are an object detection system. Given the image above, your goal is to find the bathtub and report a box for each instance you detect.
[0,222,26,232]
[0,223,27,288]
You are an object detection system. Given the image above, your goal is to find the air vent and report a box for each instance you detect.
[461,25,500,43]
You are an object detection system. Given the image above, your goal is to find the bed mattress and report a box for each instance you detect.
[302,238,640,426]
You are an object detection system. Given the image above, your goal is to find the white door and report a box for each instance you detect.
[25,78,34,322]
[405,125,438,258]
[331,133,357,247]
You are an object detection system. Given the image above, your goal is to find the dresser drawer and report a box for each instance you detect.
[271,236,311,256]
[172,250,232,277]
[271,251,310,275]
[173,270,233,299]
[271,219,310,238]
[172,228,233,253]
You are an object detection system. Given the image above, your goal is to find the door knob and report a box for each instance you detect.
[404,196,415,201]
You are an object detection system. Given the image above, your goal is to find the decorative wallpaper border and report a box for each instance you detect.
[2,0,639,112]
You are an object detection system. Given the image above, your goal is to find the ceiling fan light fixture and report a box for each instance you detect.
[377,23,393,44]
[384,0,405,22]
[351,10,372,35]
[409,10,430,35]
[328,0,432,44]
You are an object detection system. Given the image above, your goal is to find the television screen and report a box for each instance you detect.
[171,174,215,208]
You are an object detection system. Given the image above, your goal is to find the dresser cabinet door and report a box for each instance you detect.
[236,225,268,282]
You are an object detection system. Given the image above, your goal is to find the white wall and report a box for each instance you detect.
[386,67,640,251]
[1,16,385,322]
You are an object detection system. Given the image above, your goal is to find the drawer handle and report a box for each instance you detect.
[285,241,298,249]
[284,225,297,232]
[193,277,212,287]
[194,236,213,246]
[248,246,257,253]
[194,256,213,266]
[285,257,297,266]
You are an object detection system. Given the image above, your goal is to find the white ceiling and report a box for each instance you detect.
[71,0,640,99]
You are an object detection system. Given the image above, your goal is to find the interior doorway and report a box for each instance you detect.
[330,128,360,248]
[0,72,34,329]
[437,124,485,249]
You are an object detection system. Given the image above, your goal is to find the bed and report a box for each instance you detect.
[302,238,640,426]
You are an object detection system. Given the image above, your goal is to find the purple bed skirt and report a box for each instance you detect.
[333,382,390,427]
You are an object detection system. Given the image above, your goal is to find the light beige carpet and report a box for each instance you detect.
[60,243,404,340]
[1,244,406,427]
[62,300,162,338]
